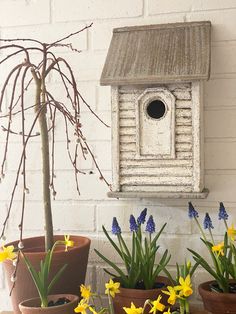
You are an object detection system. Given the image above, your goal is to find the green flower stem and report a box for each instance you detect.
[117,234,129,274]
[209,228,215,245]
[108,294,114,314]
[224,219,229,230]
[185,300,190,314]
[194,217,207,242]
[179,299,185,314]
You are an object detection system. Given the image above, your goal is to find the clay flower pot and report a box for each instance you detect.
[3,235,90,314]
[113,276,170,314]
[199,280,236,314]
[19,294,78,314]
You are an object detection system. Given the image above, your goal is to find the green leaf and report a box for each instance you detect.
[48,264,67,293]
[94,248,128,284]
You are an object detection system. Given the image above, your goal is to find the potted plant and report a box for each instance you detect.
[0,25,108,313]
[94,208,171,314]
[188,202,236,314]
[161,261,198,314]
[1,238,79,314]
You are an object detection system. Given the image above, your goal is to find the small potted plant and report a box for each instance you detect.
[94,208,171,314]
[188,202,236,314]
[161,261,197,314]
[1,237,79,314]
[0,25,108,313]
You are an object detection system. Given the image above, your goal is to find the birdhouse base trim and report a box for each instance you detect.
[107,188,209,199]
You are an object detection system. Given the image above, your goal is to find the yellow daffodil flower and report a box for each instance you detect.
[123,302,143,314]
[212,241,224,256]
[80,284,92,301]
[163,308,171,314]
[0,245,17,262]
[228,224,236,241]
[175,274,193,297]
[105,279,120,298]
[74,299,88,314]
[162,286,178,305]
[149,295,165,314]
[64,235,74,252]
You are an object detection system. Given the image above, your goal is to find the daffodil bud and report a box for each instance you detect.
[187,260,191,270]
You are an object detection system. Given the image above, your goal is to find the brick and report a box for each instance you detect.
[205,109,236,138]
[211,42,236,75]
[53,170,111,201]
[96,204,191,234]
[8,201,44,232]
[187,9,236,41]
[0,0,50,27]
[92,15,185,51]
[1,22,88,52]
[204,78,236,108]
[53,203,95,232]
[79,111,111,141]
[205,174,236,202]
[97,86,111,111]
[205,141,236,170]
[85,265,96,291]
[148,0,193,15]
[93,141,111,171]
[52,0,143,22]
[193,268,214,300]
[192,0,236,11]
[50,51,107,82]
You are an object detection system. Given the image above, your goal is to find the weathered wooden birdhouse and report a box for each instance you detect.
[101,21,211,198]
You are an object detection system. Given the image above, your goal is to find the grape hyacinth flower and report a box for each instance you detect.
[112,217,121,235]
[218,202,228,221]
[146,215,155,234]
[188,202,199,219]
[203,213,214,230]
[129,215,138,232]
[137,208,147,225]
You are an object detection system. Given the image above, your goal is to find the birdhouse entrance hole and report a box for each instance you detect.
[146,99,166,120]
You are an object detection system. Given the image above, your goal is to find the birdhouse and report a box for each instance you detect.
[101,21,211,199]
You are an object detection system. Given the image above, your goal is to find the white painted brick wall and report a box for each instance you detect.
[0,0,236,311]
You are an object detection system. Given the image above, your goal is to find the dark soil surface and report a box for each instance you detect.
[48,297,70,307]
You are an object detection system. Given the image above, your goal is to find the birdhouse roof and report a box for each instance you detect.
[100,21,211,86]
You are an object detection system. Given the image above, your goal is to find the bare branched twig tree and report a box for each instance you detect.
[0,24,109,251]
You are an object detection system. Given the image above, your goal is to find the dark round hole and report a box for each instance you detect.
[146,100,166,119]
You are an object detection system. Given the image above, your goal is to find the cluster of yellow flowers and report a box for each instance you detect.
[74,279,120,314]
[123,275,193,314]
[211,224,236,257]
[74,275,192,314]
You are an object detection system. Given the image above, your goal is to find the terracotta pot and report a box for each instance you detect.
[3,235,90,314]
[19,294,79,314]
[113,276,170,314]
[199,280,236,314]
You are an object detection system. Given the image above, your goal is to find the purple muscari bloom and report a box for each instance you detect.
[137,208,147,225]
[129,215,138,232]
[188,202,199,219]
[112,217,121,235]
[203,213,214,230]
[218,202,228,221]
[145,215,155,234]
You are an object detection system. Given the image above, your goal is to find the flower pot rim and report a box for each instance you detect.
[116,275,170,293]
[199,280,236,297]
[19,294,79,310]
[3,235,91,262]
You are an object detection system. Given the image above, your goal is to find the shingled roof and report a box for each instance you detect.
[100,21,211,86]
